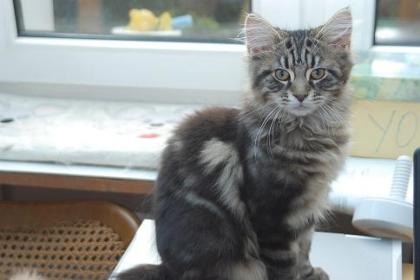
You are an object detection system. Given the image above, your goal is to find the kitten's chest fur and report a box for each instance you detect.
[241,119,347,233]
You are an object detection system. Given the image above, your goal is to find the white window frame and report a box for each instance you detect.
[0,0,248,104]
[0,0,389,104]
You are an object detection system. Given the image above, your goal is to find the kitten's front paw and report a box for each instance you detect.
[302,267,329,280]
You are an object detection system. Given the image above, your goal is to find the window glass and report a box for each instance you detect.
[375,0,420,45]
[13,0,250,43]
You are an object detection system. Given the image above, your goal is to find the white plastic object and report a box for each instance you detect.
[352,155,413,241]
[389,155,412,199]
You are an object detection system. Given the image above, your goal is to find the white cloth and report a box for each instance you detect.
[0,93,201,169]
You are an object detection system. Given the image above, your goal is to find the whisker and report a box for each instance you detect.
[241,103,276,118]
[267,109,281,158]
[253,106,278,160]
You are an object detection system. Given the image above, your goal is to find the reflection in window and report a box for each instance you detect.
[375,0,420,46]
[14,0,250,43]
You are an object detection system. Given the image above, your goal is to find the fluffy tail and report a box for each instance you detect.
[111,264,169,280]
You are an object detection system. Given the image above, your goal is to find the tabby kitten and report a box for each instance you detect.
[117,7,353,280]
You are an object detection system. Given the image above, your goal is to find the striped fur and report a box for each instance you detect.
[116,7,353,280]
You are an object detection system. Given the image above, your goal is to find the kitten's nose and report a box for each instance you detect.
[293,94,308,103]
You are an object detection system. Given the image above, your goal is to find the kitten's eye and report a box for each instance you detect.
[273,69,290,81]
[310,68,326,80]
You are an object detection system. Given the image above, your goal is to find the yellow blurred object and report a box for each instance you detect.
[128,9,158,31]
[158,12,172,31]
[403,264,413,280]
[351,99,420,159]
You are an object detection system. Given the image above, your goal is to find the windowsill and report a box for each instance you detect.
[0,156,412,203]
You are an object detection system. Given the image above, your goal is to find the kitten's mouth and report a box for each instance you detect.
[288,103,314,116]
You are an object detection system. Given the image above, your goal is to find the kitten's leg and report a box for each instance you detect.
[258,227,329,280]
[179,270,229,280]
[230,258,267,280]
[259,241,300,280]
[297,227,329,280]
[260,239,327,280]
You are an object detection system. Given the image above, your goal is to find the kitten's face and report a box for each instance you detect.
[246,8,353,117]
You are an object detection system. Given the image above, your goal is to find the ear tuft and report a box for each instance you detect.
[244,14,281,56]
[316,7,352,49]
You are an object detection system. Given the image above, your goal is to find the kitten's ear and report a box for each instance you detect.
[244,13,282,56]
[316,7,352,49]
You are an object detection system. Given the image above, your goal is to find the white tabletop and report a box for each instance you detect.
[113,219,402,280]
